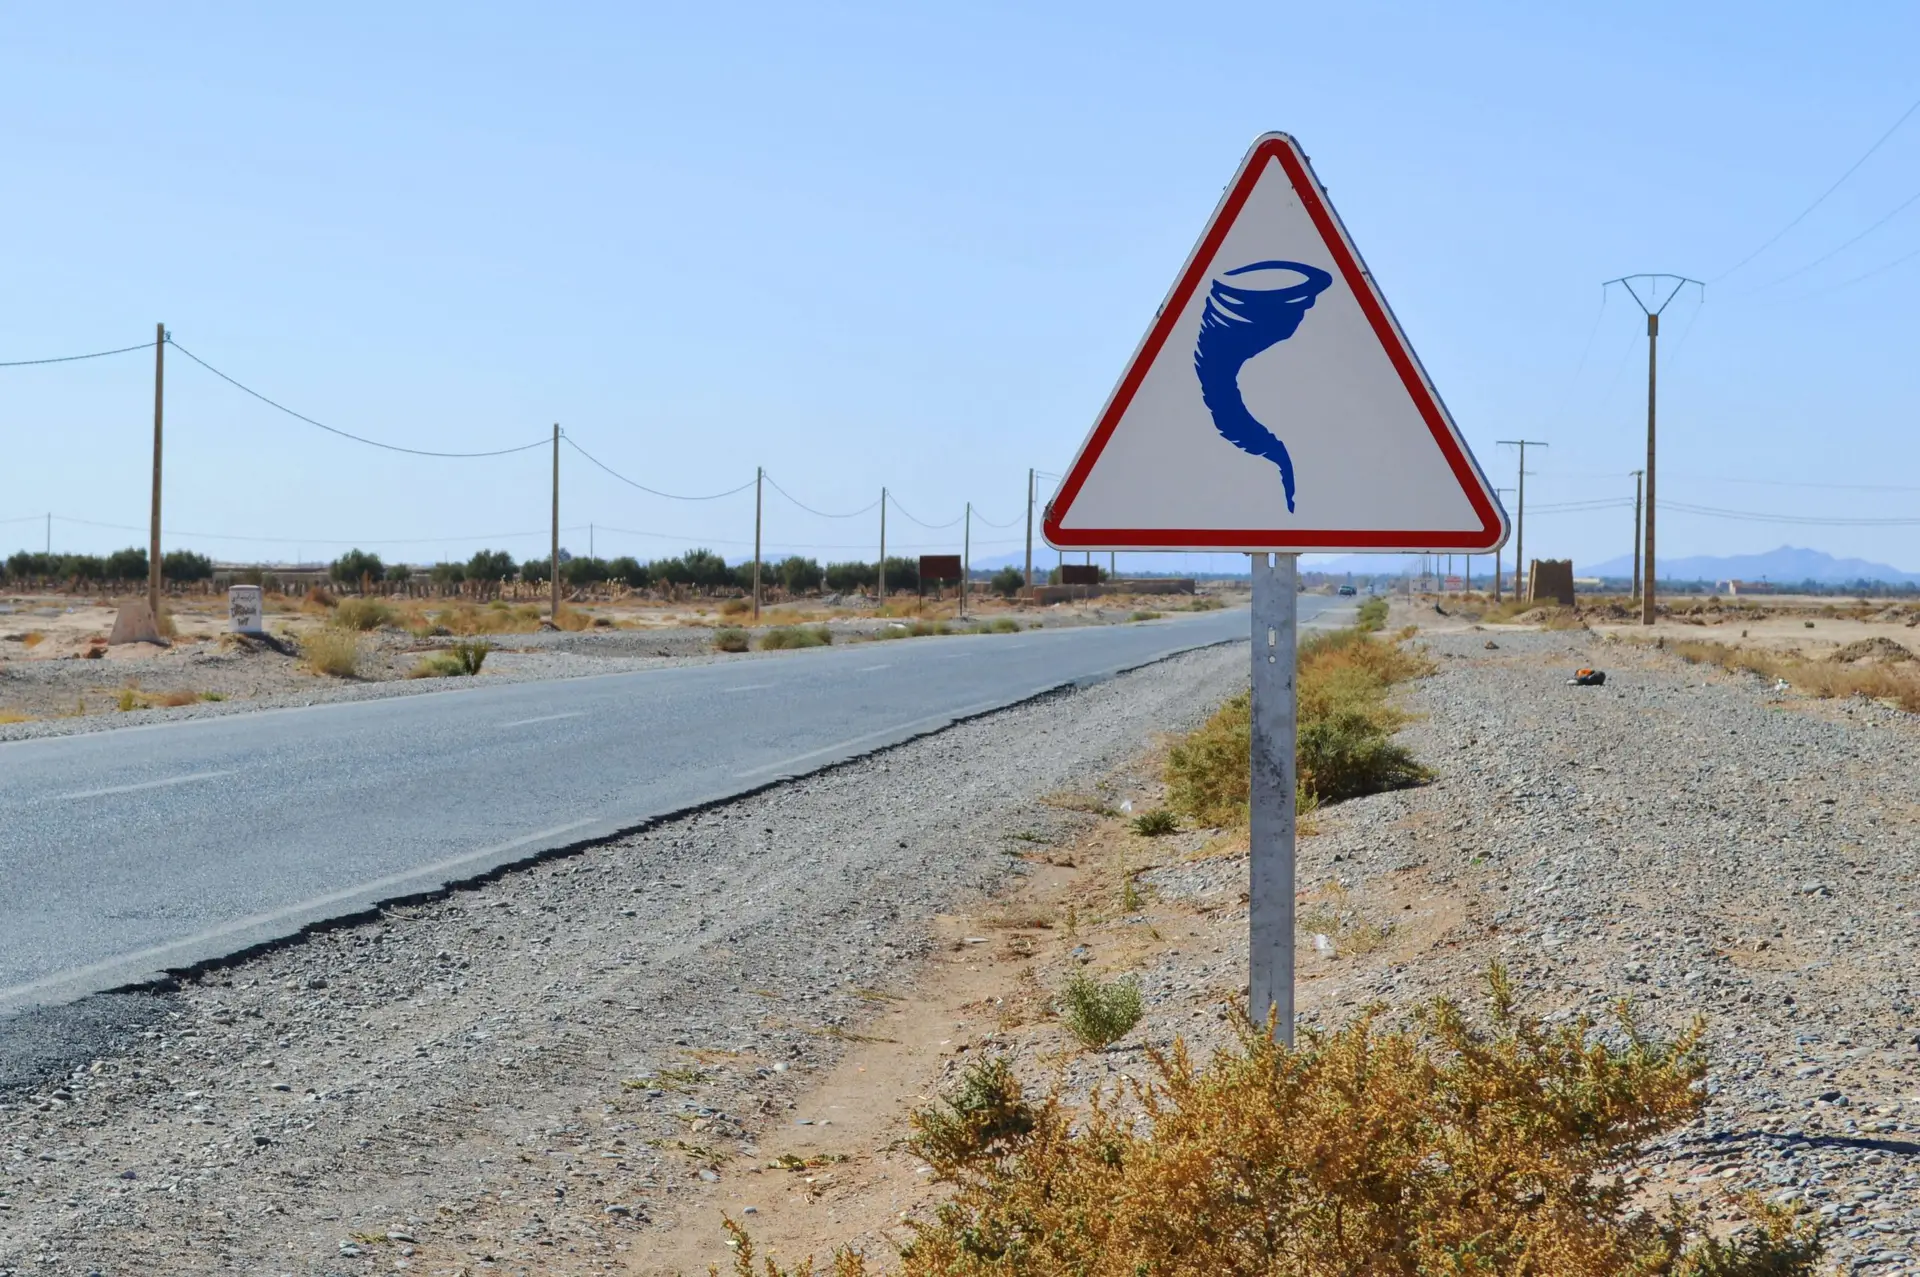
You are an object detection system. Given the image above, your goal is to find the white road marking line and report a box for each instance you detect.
[0,817,602,1011]
[498,712,585,728]
[855,664,891,672]
[723,683,773,693]
[56,770,237,801]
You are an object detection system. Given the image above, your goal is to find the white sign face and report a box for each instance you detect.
[228,585,265,635]
[1044,132,1507,554]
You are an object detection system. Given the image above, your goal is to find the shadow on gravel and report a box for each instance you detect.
[0,991,179,1096]
[1694,1129,1920,1158]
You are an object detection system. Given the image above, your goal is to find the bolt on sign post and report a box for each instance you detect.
[1043,133,1506,1044]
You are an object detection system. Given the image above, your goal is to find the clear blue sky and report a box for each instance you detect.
[5,2,1919,575]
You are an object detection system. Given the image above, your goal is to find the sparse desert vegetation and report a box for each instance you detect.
[759,625,832,650]
[1164,625,1431,826]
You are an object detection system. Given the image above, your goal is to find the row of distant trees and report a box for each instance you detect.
[1,548,214,583]
[328,547,1029,596]
[0,543,1033,598]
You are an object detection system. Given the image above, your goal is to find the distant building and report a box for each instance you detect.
[1719,579,1774,595]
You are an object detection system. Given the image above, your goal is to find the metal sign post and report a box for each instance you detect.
[1249,552,1298,1044]
[1040,132,1509,1046]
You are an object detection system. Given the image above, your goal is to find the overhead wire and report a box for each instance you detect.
[168,340,551,458]
[561,436,756,501]
[1772,241,1920,305]
[1747,184,1920,292]
[1713,91,1920,281]
[1664,501,1920,527]
[761,474,881,519]
[47,513,581,546]
[0,341,153,368]
[884,492,964,530]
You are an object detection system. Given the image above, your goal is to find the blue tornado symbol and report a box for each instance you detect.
[1194,260,1334,513]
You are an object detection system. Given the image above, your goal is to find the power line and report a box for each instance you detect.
[561,436,756,501]
[1775,241,1920,304]
[884,492,963,530]
[45,513,582,546]
[1536,470,1920,494]
[1748,184,1920,292]
[0,340,153,368]
[968,508,1024,529]
[1713,91,1920,281]
[1664,500,1920,527]
[168,339,551,458]
[588,522,1021,552]
[761,474,881,519]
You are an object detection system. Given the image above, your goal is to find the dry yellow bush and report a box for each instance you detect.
[1671,638,1920,711]
[720,969,1821,1276]
[301,627,361,678]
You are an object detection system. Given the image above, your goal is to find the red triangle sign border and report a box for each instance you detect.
[1043,132,1508,554]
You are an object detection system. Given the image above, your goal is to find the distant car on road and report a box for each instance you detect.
[1337,584,1357,596]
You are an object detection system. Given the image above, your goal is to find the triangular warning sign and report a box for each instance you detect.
[1045,133,1507,554]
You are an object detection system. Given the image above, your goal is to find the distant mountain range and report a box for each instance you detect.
[1580,545,1920,585]
[972,545,1920,586]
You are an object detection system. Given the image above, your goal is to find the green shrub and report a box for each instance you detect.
[989,565,1026,598]
[156,549,209,582]
[466,549,516,582]
[1183,596,1225,611]
[105,547,149,580]
[824,560,877,592]
[1130,808,1178,836]
[1130,609,1164,622]
[1165,627,1433,825]
[411,640,490,678]
[910,1055,1035,1169]
[775,555,824,594]
[714,628,750,653]
[606,555,646,587]
[1165,690,1253,827]
[1356,595,1389,631]
[1059,970,1143,1049]
[332,598,396,631]
[329,548,384,585]
[760,625,831,650]
[1297,705,1429,801]
[871,620,951,641]
[988,617,1020,633]
[564,556,610,586]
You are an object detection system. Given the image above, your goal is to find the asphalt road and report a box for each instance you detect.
[0,600,1344,1015]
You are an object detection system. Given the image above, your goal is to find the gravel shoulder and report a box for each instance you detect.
[0,643,1249,1276]
[618,620,1920,1274]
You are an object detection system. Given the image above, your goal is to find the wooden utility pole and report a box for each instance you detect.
[752,466,764,622]
[149,323,165,623]
[1630,469,1645,600]
[1642,314,1659,624]
[550,424,561,621]
[1497,441,1546,602]
[877,488,887,600]
[961,502,971,618]
[1603,275,1701,625]
[1493,486,1515,601]
[1023,468,1034,592]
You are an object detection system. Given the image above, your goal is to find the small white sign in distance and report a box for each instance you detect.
[1044,132,1508,554]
